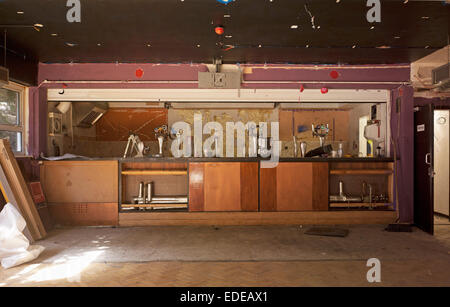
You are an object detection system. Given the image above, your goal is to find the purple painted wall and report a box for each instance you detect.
[36,63,410,90]
[30,62,415,222]
[390,86,415,223]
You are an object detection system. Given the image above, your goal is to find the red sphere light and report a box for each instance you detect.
[330,70,339,79]
[135,68,144,78]
[320,87,328,94]
[215,26,224,35]
[299,84,305,92]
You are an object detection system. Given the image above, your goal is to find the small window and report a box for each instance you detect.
[0,85,25,154]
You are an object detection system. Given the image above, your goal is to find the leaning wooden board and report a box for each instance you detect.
[0,163,34,242]
[0,139,46,240]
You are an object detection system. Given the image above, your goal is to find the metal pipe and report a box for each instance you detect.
[39,79,410,87]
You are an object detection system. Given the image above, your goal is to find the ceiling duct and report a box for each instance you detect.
[74,102,108,128]
[198,58,241,89]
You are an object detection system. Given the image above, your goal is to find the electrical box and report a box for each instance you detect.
[198,72,241,89]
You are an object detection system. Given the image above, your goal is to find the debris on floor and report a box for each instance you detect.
[0,203,45,269]
[385,223,413,232]
[304,227,349,237]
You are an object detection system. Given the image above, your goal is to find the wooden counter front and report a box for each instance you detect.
[189,162,258,212]
[40,160,119,225]
[260,162,329,211]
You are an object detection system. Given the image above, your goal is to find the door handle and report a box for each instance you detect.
[425,153,435,177]
[425,153,431,165]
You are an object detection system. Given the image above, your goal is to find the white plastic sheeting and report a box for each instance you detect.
[0,203,45,269]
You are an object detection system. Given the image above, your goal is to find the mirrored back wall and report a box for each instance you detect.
[45,101,388,158]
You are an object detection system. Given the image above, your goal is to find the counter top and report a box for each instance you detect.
[40,156,395,163]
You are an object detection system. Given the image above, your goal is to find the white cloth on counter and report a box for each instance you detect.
[40,153,91,160]
[0,203,45,269]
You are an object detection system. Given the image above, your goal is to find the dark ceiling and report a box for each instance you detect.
[0,0,449,65]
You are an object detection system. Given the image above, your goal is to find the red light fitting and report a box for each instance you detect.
[135,68,144,78]
[215,26,225,35]
[321,87,328,94]
[330,70,339,79]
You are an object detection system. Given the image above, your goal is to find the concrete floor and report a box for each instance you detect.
[1,223,449,286]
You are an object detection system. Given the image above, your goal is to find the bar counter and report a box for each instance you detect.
[39,156,397,227]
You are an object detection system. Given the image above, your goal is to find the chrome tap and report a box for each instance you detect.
[368,183,373,209]
[249,125,258,157]
[339,181,346,200]
[293,135,298,157]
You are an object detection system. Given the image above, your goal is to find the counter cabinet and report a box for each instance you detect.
[39,159,396,226]
[40,160,119,226]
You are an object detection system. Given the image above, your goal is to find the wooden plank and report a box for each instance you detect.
[330,169,393,175]
[40,160,118,203]
[312,162,329,211]
[119,211,397,226]
[188,162,204,211]
[0,139,46,240]
[259,166,277,211]
[48,203,118,226]
[204,162,241,211]
[122,170,187,176]
[240,162,259,211]
[122,162,187,170]
[0,162,34,241]
[276,162,313,211]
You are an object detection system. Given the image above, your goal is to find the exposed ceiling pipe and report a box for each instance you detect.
[39,80,409,86]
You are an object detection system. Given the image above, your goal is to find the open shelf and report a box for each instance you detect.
[329,169,393,175]
[329,202,393,208]
[121,203,188,209]
[119,161,189,212]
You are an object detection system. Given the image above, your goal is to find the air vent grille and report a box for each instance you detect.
[432,63,450,85]
[76,106,107,128]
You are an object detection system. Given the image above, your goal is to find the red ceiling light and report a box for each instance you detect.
[320,87,328,94]
[329,70,339,79]
[299,84,305,92]
[215,26,225,35]
[135,68,144,78]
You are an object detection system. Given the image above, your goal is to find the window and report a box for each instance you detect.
[0,84,26,154]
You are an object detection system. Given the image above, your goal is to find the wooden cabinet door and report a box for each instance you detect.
[188,162,258,212]
[260,162,328,211]
[204,163,241,211]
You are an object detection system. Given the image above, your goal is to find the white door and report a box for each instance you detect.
[434,110,450,216]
